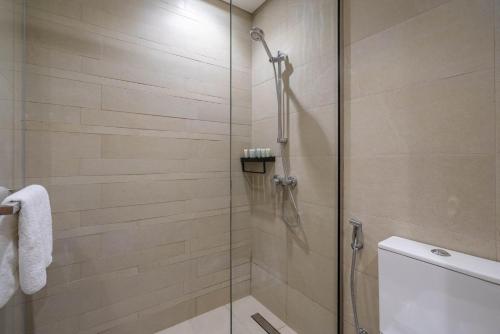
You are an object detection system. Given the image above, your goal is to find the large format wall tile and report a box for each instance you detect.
[14,1,253,333]
[348,70,495,156]
[25,73,101,108]
[345,0,449,45]
[344,0,500,332]
[1,1,37,327]
[495,0,500,248]
[349,0,493,99]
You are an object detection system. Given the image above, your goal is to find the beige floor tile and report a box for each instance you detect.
[280,326,298,334]
[155,297,291,334]
[232,296,286,331]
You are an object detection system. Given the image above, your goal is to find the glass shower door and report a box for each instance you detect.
[0,0,24,332]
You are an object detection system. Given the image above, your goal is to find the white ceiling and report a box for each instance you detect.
[222,0,266,13]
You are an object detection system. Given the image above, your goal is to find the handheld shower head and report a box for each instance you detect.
[250,27,265,41]
[249,27,273,61]
[249,27,288,144]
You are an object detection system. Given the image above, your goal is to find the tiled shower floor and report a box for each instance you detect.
[156,296,297,334]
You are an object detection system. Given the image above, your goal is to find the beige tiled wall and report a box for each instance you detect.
[248,1,338,334]
[10,1,252,333]
[0,0,24,332]
[0,0,23,190]
[344,0,500,333]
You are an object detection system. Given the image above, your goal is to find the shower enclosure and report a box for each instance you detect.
[0,0,340,333]
[230,1,340,333]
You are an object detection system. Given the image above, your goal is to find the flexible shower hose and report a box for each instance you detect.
[351,246,368,334]
[279,144,300,227]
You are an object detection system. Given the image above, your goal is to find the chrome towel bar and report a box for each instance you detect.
[0,202,20,216]
[0,189,21,216]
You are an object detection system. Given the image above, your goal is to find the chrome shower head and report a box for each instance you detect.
[249,27,265,41]
[249,27,273,61]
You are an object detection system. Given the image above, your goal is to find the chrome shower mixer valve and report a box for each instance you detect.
[272,175,297,188]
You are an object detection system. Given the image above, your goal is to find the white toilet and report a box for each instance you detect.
[378,237,500,334]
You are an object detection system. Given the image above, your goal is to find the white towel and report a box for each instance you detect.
[1,185,53,298]
[0,187,19,307]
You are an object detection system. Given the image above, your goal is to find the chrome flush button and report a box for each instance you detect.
[431,248,451,257]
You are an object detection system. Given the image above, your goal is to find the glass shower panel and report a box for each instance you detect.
[229,3,254,332]
[3,0,232,333]
[0,0,24,332]
[230,1,339,334]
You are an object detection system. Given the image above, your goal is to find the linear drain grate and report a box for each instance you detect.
[251,313,280,334]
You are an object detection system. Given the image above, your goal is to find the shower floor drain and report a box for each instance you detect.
[251,313,280,334]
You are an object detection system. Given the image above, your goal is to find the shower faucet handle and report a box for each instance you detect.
[272,175,297,188]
